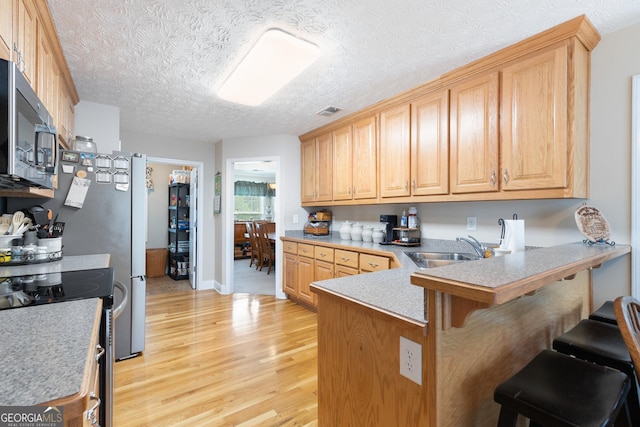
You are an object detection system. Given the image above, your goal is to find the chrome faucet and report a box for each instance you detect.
[456,236,486,258]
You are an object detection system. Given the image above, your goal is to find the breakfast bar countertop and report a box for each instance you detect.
[285,232,632,326]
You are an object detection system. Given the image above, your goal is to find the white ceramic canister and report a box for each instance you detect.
[339,221,352,240]
[350,223,363,241]
[372,228,385,243]
[362,226,373,242]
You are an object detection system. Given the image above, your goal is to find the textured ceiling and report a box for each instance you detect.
[46,0,640,144]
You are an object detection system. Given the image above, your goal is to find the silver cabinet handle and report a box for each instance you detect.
[412,179,416,191]
[95,344,105,361]
[86,392,101,426]
[490,170,496,187]
[319,253,327,258]
[503,168,508,185]
[405,180,408,190]
[368,262,378,268]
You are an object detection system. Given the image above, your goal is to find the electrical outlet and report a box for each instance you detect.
[293,214,299,224]
[399,336,422,385]
[467,216,477,231]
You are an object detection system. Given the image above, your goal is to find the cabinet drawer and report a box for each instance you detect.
[283,240,298,254]
[314,246,334,262]
[335,249,359,269]
[360,253,390,273]
[297,243,315,258]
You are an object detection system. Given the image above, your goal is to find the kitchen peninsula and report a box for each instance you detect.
[306,237,630,426]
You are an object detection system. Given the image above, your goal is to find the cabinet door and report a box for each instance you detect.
[0,0,12,61]
[411,90,449,195]
[283,252,298,295]
[315,133,333,201]
[352,116,377,200]
[16,0,37,86]
[315,259,334,280]
[300,139,316,203]
[335,264,358,278]
[450,72,499,194]
[501,45,568,191]
[332,125,353,201]
[380,104,411,198]
[297,255,315,305]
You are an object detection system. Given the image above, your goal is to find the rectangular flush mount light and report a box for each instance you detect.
[217,29,321,106]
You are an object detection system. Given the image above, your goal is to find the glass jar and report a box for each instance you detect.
[350,223,363,241]
[339,221,352,240]
[362,226,373,242]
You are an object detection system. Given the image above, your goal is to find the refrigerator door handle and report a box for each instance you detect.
[113,281,128,320]
[131,274,146,281]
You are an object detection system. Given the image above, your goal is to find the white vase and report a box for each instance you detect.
[372,228,384,243]
[339,221,352,240]
[362,226,373,242]
[350,223,363,241]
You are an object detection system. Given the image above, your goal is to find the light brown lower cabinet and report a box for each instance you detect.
[281,238,394,309]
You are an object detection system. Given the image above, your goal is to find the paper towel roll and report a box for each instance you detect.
[502,219,525,253]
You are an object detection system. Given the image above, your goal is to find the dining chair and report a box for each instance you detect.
[245,222,260,269]
[256,222,275,274]
[615,296,640,378]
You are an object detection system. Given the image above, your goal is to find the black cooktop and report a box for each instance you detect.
[0,267,114,310]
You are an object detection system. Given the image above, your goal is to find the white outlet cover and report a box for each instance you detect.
[399,336,422,385]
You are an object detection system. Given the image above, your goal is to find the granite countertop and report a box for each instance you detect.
[0,254,111,406]
[0,298,101,406]
[285,232,631,326]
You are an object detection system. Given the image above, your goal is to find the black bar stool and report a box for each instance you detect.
[493,349,630,426]
[590,300,617,325]
[552,319,640,424]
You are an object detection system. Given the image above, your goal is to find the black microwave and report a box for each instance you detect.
[0,58,57,189]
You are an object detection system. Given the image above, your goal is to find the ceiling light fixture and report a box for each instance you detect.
[217,29,321,107]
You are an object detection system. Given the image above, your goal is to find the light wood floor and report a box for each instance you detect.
[114,281,318,426]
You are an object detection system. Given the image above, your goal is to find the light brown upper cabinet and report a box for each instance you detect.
[301,132,333,204]
[351,116,377,200]
[379,104,411,197]
[410,90,449,196]
[449,72,500,194]
[380,90,449,199]
[299,15,599,205]
[500,43,571,192]
[16,0,38,86]
[334,117,378,202]
[0,0,12,61]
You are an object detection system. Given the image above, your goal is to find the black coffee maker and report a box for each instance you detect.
[379,214,398,245]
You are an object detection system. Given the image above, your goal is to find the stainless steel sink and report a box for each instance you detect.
[404,251,481,268]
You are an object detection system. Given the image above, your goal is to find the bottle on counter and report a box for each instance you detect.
[400,208,408,228]
[408,207,419,229]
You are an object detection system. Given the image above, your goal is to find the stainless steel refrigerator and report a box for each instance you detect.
[9,150,147,360]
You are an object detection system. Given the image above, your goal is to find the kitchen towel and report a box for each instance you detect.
[502,219,525,253]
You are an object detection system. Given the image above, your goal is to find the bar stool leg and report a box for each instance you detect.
[496,408,518,427]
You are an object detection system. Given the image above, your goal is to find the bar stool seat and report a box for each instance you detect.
[494,349,630,427]
[552,319,640,424]
[590,300,617,325]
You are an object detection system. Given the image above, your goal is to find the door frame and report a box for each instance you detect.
[632,73,640,297]
[224,156,282,296]
[147,156,204,290]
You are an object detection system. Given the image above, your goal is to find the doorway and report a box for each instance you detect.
[225,157,281,295]
[146,157,204,291]
[632,73,640,297]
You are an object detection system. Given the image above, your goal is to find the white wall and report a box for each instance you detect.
[120,129,216,289]
[217,134,306,294]
[74,101,121,153]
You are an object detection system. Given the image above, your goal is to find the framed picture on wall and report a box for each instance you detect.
[214,173,221,214]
